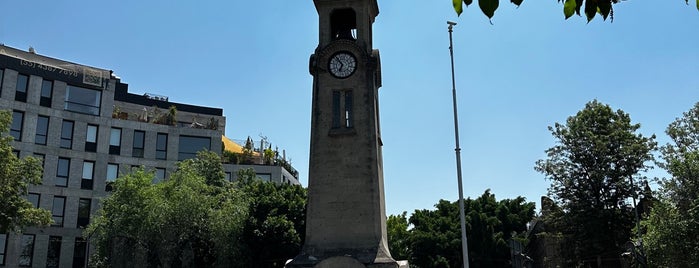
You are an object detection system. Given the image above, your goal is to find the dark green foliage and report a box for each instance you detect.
[237,168,307,268]
[387,212,411,261]
[0,110,52,233]
[535,100,656,266]
[642,102,699,267]
[391,190,535,268]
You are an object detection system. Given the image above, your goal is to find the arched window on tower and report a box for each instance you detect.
[331,8,357,40]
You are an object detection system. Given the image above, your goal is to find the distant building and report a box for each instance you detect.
[0,45,298,268]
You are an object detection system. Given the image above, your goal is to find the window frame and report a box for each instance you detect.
[35,115,49,145]
[81,161,94,190]
[51,196,66,227]
[60,120,74,149]
[27,193,40,208]
[156,133,168,160]
[0,233,7,266]
[11,111,24,141]
[85,124,98,152]
[40,79,53,107]
[18,234,35,267]
[177,135,211,160]
[77,198,91,228]
[109,128,122,155]
[46,236,62,268]
[15,73,28,102]
[72,237,87,268]
[106,163,119,191]
[56,158,70,187]
[132,130,145,158]
[64,85,102,116]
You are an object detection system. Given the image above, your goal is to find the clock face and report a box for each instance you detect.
[328,52,357,78]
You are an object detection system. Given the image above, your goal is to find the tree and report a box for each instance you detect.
[451,0,697,22]
[237,168,307,268]
[88,151,249,268]
[641,102,699,267]
[404,190,535,268]
[0,110,52,233]
[387,211,411,261]
[535,100,656,266]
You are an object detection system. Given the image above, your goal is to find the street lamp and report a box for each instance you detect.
[447,20,470,268]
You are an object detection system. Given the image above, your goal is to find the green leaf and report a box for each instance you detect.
[585,0,598,22]
[454,0,463,16]
[479,0,500,19]
[575,0,583,15]
[564,0,576,19]
[511,0,523,7]
[598,0,611,20]
[464,0,473,7]
[696,0,698,11]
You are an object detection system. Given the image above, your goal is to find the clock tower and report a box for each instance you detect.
[287,0,402,267]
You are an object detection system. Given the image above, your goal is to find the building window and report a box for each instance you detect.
[52,196,66,227]
[109,128,121,155]
[60,120,74,149]
[46,236,61,268]
[56,158,70,187]
[332,90,353,129]
[85,124,98,152]
[64,85,101,115]
[77,199,91,228]
[156,133,168,160]
[72,237,87,268]
[19,234,35,267]
[106,163,118,191]
[15,74,28,102]
[27,193,40,208]
[81,161,94,190]
[257,173,272,182]
[178,136,211,160]
[154,168,166,183]
[12,150,20,158]
[35,115,49,145]
[225,172,232,182]
[40,79,53,107]
[11,111,24,141]
[0,233,6,266]
[133,130,145,158]
[0,69,4,97]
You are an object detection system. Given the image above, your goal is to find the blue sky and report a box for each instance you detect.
[2,1,698,217]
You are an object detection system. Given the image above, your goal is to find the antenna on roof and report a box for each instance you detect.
[28,46,36,54]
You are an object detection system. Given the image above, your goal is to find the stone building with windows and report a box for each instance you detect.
[0,45,299,267]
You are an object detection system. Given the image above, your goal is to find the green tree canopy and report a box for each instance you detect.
[392,190,535,268]
[535,100,656,266]
[88,151,249,268]
[642,102,699,267]
[237,168,307,268]
[452,0,698,22]
[0,110,52,233]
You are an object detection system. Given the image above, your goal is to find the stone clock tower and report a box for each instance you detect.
[287,0,403,267]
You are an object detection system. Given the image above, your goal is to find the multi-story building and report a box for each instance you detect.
[0,45,299,267]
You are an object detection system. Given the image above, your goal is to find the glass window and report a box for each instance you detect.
[19,234,35,267]
[56,158,70,187]
[52,196,66,227]
[46,236,61,268]
[133,130,145,158]
[60,120,74,149]
[154,168,166,183]
[64,85,101,115]
[81,161,94,190]
[85,124,98,152]
[0,69,4,96]
[41,80,53,107]
[345,90,353,128]
[15,74,28,102]
[257,173,272,182]
[0,233,6,266]
[178,136,211,160]
[225,172,232,182]
[109,128,121,155]
[156,133,168,160]
[106,163,118,191]
[11,111,24,141]
[27,193,40,208]
[35,115,49,145]
[72,237,86,268]
[77,199,91,228]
